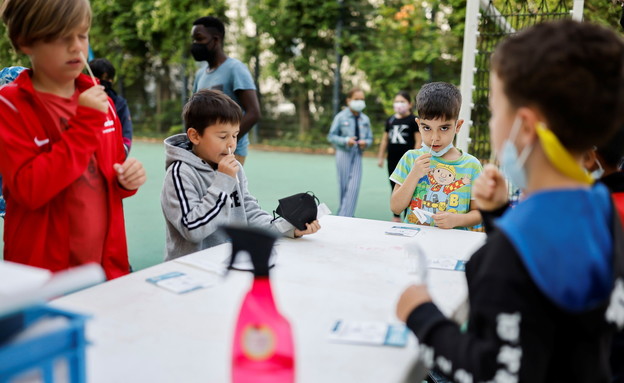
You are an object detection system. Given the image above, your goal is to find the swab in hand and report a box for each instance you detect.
[79,51,115,115]
[79,51,98,86]
[229,147,240,184]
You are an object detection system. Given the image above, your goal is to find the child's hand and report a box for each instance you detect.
[410,153,432,179]
[294,220,321,237]
[473,164,509,211]
[396,284,432,322]
[79,85,109,114]
[114,157,146,190]
[377,157,384,167]
[358,140,367,149]
[218,152,239,179]
[432,211,456,229]
[346,137,357,147]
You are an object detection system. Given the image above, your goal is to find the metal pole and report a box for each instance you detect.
[332,0,344,118]
[456,0,480,152]
[571,0,585,21]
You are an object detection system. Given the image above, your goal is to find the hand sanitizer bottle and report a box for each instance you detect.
[224,226,295,383]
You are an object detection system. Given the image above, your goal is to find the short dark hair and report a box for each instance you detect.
[89,58,115,80]
[416,82,462,121]
[491,20,624,153]
[193,16,225,41]
[182,89,242,135]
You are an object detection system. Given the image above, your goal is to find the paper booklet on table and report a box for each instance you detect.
[146,271,216,294]
[328,320,409,347]
[385,225,421,237]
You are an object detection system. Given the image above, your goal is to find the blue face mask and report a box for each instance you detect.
[422,141,454,157]
[500,116,533,190]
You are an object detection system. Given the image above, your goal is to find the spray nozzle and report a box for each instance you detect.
[222,226,278,277]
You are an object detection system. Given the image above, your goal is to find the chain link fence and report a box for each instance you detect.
[469,0,574,161]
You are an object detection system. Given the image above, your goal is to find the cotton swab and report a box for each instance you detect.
[229,147,240,184]
[79,51,98,86]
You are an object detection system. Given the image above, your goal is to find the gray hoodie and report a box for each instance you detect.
[161,134,294,260]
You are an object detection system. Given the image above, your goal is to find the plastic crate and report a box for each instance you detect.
[0,305,88,383]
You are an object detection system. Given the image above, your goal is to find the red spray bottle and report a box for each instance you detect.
[224,226,295,383]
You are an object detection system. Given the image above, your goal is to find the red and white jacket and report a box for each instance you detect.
[0,70,136,280]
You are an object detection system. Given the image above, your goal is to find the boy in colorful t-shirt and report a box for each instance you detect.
[390,82,482,230]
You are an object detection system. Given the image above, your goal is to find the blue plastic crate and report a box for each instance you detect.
[0,305,88,383]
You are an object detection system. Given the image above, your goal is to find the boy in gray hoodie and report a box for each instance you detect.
[161,89,320,260]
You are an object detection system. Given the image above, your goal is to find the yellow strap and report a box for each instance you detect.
[535,123,593,185]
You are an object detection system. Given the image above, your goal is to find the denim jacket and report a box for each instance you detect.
[327,107,373,151]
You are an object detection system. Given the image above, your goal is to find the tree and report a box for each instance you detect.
[248,0,374,139]
[89,0,228,133]
[350,0,466,114]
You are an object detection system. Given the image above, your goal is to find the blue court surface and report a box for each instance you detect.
[0,140,396,271]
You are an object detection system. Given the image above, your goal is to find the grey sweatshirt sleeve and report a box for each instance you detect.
[161,161,238,244]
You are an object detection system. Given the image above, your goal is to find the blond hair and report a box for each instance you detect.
[1,0,91,50]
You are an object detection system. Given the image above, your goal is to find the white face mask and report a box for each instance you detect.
[349,100,366,112]
[591,158,604,180]
[393,102,409,115]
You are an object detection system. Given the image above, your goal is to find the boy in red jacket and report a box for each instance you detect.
[0,0,146,279]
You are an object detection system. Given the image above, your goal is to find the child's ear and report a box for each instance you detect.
[582,149,598,172]
[455,119,464,133]
[187,128,200,145]
[517,107,541,146]
[19,45,32,55]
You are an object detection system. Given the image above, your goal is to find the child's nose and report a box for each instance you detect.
[69,36,81,50]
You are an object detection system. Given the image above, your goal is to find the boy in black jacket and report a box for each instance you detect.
[396,20,624,382]
[585,128,624,383]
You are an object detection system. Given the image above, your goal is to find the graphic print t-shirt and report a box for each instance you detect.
[390,148,482,229]
[385,114,419,161]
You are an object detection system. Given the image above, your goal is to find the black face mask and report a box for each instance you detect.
[273,192,319,231]
[190,43,216,63]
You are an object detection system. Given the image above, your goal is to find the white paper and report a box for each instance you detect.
[0,262,52,296]
[146,271,215,294]
[427,258,467,272]
[0,263,105,318]
[328,320,409,347]
[385,225,421,237]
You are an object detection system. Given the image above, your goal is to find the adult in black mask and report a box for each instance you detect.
[190,16,261,166]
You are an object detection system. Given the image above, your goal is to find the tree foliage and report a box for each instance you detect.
[351,0,466,113]
[0,0,620,139]
[248,0,337,135]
